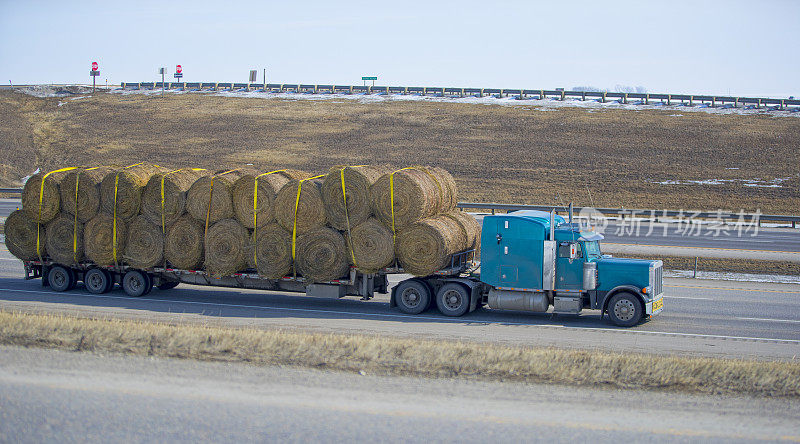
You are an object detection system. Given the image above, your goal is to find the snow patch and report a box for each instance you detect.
[106,87,800,118]
[665,269,800,285]
[20,168,40,184]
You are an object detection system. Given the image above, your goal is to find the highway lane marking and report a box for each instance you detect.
[663,296,712,300]
[666,285,800,294]
[2,287,800,344]
[736,317,800,324]
[605,242,800,254]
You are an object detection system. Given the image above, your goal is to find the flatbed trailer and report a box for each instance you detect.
[21,249,477,302]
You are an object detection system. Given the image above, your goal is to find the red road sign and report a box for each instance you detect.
[91,62,98,70]
[176,65,183,74]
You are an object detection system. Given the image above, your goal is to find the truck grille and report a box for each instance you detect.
[652,263,663,296]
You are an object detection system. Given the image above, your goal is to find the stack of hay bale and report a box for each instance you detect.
[5,163,480,283]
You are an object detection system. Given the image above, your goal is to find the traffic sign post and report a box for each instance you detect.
[159,67,165,94]
[174,65,183,87]
[362,76,377,87]
[90,62,100,92]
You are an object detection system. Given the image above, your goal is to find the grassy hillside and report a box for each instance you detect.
[0,89,797,213]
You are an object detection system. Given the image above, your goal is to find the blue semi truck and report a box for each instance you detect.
[24,210,662,327]
[391,210,664,327]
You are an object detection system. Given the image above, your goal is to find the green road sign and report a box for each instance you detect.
[362,76,377,80]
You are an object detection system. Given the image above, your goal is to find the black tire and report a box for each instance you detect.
[142,273,154,295]
[394,280,431,315]
[157,281,179,290]
[607,292,644,327]
[47,265,75,292]
[435,283,470,317]
[122,270,150,297]
[84,268,112,294]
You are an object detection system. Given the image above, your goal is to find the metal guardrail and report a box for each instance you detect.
[456,202,800,228]
[0,188,22,194]
[119,82,800,111]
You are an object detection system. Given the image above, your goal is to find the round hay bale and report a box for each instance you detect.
[395,215,467,276]
[60,166,115,223]
[165,214,204,270]
[100,163,165,221]
[4,209,44,261]
[232,170,295,229]
[274,178,327,235]
[84,213,127,266]
[295,227,349,282]
[141,168,208,230]
[443,211,481,252]
[186,169,249,226]
[346,217,395,273]
[45,213,84,265]
[370,167,442,230]
[204,218,250,277]
[123,216,164,269]
[247,222,292,279]
[322,165,389,231]
[426,166,458,212]
[22,168,73,223]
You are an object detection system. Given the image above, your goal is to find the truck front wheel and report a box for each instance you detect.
[395,280,431,315]
[436,283,470,317]
[607,292,644,327]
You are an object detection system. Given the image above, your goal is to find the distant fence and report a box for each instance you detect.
[120,81,800,111]
[456,202,800,229]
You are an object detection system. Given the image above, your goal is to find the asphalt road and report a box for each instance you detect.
[2,245,800,361]
[1,346,797,443]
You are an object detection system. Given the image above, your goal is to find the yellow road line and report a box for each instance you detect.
[605,242,800,254]
[667,285,800,294]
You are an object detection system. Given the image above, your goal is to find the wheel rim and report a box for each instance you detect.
[52,271,66,287]
[128,275,143,292]
[613,299,636,322]
[401,288,421,308]
[87,272,103,290]
[442,289,463,311]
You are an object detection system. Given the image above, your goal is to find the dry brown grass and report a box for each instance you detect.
[626,254,800,276]
[1,90,798,213]
[1,310,798,397]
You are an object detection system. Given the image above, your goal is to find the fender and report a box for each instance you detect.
[599,285,645,313]
[441,277,484,313]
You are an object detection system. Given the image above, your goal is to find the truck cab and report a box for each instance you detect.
[478,210,664,326]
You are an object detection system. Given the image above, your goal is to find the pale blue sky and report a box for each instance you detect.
[1,0,798,97]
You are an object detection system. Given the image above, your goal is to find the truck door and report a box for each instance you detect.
[496,217,518,286]
[555,241,583,290]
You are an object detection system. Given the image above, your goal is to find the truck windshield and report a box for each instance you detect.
[584,241,601,259]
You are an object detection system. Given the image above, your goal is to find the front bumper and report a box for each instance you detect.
[645,293,664,316]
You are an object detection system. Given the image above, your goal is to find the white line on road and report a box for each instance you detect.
[736,317,800,324]
[2,287,800,344]
[664,296,712,300]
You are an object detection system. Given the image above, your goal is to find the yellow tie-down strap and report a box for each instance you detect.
[71,166,105,264]
[112,163,145,266]
[204,169,239,238]
[338,165,367,268]
[161,168,206,234]
[37,167,78,261]
[252,169,286,268]
[292,174,326,276]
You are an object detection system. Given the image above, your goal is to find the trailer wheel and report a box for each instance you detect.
[122,270,150,297]
[394,280,431,314]
[84,268,112,294]
[607,292,643,327]
[436,283,470,317]
[157,281,179,290]
[48,265,75,292]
